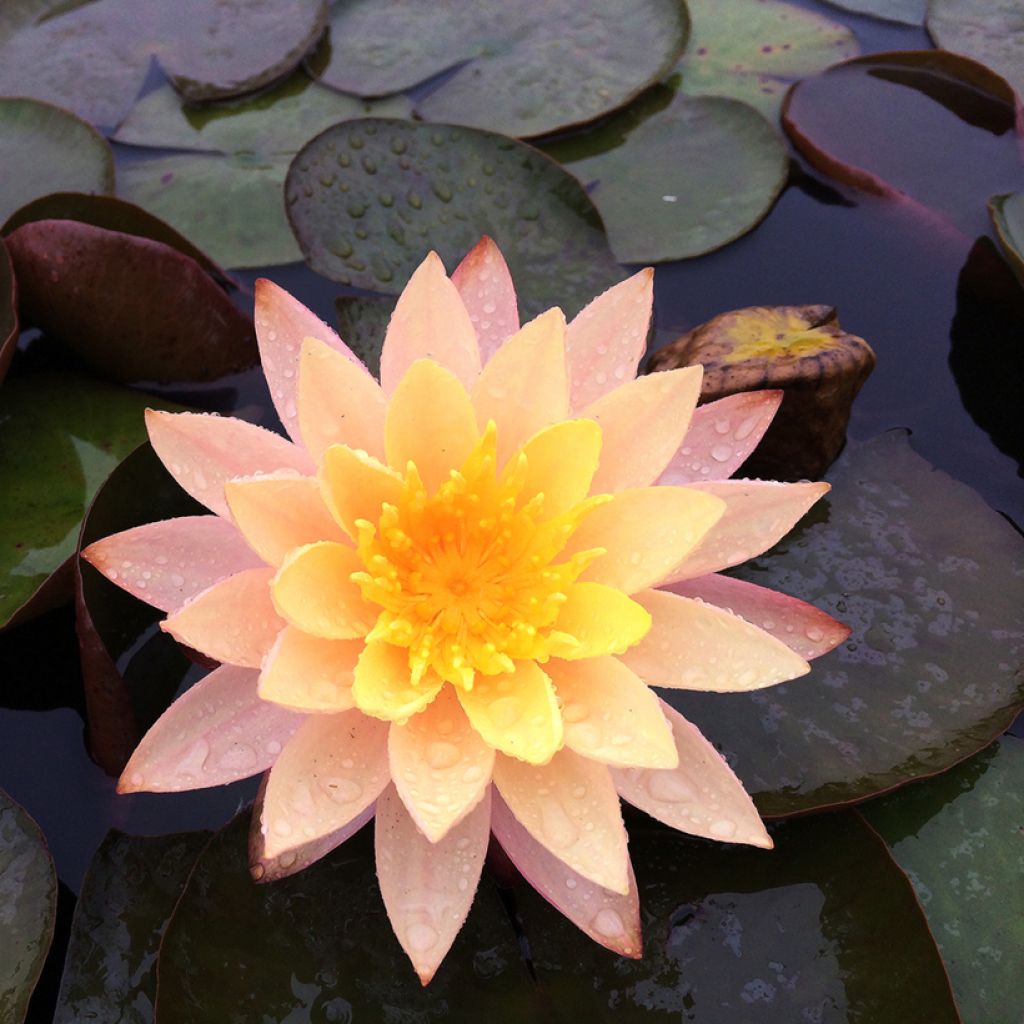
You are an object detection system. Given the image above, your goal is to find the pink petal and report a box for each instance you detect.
[260,710,389,860]
[664,574,850,659]
[491,791,641,958]
[81,515,262,613]
[254,278,366,442]
[451,236,519,363]
[146,409,313,519]
[565,269,652,411]
[162,567,283,668]
[249,773,374,883]
[379,251,481,394]
[376,784,491,985]
[658,390,783,484]
[118,664,303,793]
[611,700,771,849]
[663,479,830,583]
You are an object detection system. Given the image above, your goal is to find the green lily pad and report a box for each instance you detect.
[667,431,1024,816]
[783,49,1024,237]
[5,219,257,381]
[334,294,397,379]
[862,736,1024,1024]
[285,118,624,319]
[54,829,210,1023]
[989,192,1024,286]
[928,0,1024,101]
[0,239,16,386]
[0,373,175,631]
[0,787,57,1024]
[821,0,926,25]
[542,89,788,263]
[308,0,689,138]
[521,813,958,1022]
[0,97,113,225]
[673,0,859,121]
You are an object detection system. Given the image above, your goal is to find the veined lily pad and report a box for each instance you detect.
[0,98,113,225]
[0,787,57,1024]
[285,118,624,319]
[308,0,689,138]
[821,0,926,25]
[988,192,1024,286]
[783,50,1024,237]
[542,90,788,263]
[862,736,1024,1024]
[673,0,859,120]
[0,373,175,631]
[667,431,1024,816]
[54,829,210,1023]
[0,239,16,386]
[928,0,1024,102]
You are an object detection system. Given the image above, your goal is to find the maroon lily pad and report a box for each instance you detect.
[0,238,16,386]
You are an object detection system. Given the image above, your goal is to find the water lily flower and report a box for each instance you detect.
[82,239,848,983]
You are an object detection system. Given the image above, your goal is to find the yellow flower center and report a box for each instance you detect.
[351,423,606,689]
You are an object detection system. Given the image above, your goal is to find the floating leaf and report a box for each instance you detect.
[0,787,57,1024]
[783,50,1024,237]
[673,0,859,120]
[308,0,689,138]
[0,97,113,225]
[0,373,175,631]
[820,0,926,25]
[54,829,210,1023]
[989,191,1024,286]
[667,431,1024,816]
[334,294,397,379]
[6,219,256,381]
[928,0,1024,101]
[862,736,1024,1024]
[285,118,624,318]
[544,89,788,263]
[0,239,15,386]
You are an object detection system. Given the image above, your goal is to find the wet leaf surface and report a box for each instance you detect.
[6,219,257,381]
[54,830,210,1024]
[0,787,57,1024]
[783,50,1024,237]
[285,118,624,319]
[673,0,859,120]
[667,431,1024,816]
[0,98,114,225]
[0,373,175,631]
[862,736,1024,1024]
[0,239,16,386]
[308,0,689,138]
[543,90,788,263]
[988,191,1024,286]
[821,0,925,25]
[334,293,397,379]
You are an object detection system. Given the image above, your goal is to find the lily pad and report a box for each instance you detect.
[667,431,1024,816]
[54,829,210,1023]
[308,0,689,138]
[0,373,175,631]
[543,89,788,263]
[783,50,1024,237]
[5,219,257,381]
[862,736,1024,1024]
[334,294,397,379]
[821,0,926,25]
[672,0,859,121]
[988,191,1024,286]
[0,97,113,225]
[928,0,1024,101]
[286,118,624,319]
[520,813,958,1022]
[0,787,57,1024]
[0,239,16,386]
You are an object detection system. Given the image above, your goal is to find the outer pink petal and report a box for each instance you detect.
[581,366,703,492]
[146,409,313,519]
[255,278,366,442]
[663,479,830,583]
[611,701,771,849]
[379,251,481,394]
[565,269,652,411]
[490,791,641,958]
[665,574,850,660]
[451,236,519,363]
[81,515,262,613]
[261,710,389,860]
[162,567,283,668]
[118,664,302,793]
[658,390,783,485]
[376,784,491,985]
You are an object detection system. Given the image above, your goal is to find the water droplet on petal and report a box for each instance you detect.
[406,921,439,952]
[593,907,625,938]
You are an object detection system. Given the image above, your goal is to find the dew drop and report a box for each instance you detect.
[710,818,737,839]
[646,771,695,804]
[540,800,580,850]
[426,741,460,769]
[406,921,439,952]
[710,443,732,463]
[593,908,625,938]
